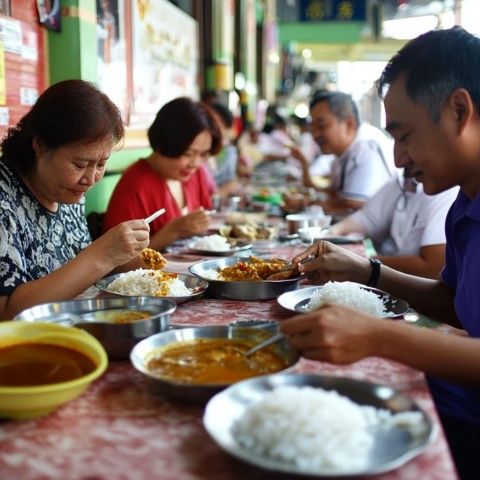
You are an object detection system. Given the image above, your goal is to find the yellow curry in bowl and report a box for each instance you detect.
[145,338,289,384]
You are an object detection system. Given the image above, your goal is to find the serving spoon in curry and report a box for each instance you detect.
[243,332,286,357]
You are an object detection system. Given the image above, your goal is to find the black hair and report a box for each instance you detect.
[1,79,124,174]
[377,26,480,122]
[147,97,222,157]
[309,91,360,129]
[209,102,234,128]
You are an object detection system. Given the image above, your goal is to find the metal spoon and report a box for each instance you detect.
[243,332,286,357]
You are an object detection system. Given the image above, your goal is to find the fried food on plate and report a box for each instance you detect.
[140,248,167,270]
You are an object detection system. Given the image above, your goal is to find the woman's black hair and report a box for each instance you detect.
[1,79,124,174]
[147,97,222,157]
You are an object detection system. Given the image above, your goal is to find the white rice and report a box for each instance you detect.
[231,385,423,473]
[200,268,221,280]
[305,281,391,317]
[192,234,231,251]
[107,269,192,297]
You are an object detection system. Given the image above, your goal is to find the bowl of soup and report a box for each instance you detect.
[130,326,299,402]
[14,297,176,360]
[0,321,107,419]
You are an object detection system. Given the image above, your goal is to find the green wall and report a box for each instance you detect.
[46,1,151,215]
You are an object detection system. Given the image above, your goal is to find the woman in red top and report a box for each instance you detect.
[103,97,222,251]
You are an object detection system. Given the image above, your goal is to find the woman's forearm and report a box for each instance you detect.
[1,248,116,318]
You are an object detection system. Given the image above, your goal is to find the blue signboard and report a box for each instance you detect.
[299,0,367,22]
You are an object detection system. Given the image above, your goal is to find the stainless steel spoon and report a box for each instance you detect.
[243,332,286,357]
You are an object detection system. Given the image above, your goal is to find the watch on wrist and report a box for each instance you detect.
[366,258,382,287]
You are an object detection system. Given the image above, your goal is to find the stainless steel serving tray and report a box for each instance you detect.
[189,257,301,301]
[277,285,409,318]
[96,272,207,304]
[130,326,299,402]
[204,373,435,477]
[14,297,177,360]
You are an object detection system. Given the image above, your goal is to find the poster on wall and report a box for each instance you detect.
[131,0,198,127]
[96,0,128,121]
[0,1,10,16]
[37,0,61,32]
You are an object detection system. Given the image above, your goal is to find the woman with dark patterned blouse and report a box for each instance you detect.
[0,80,150,318]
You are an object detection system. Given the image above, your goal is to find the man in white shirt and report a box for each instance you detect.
[286,91,396,213]
[329,168,458,278]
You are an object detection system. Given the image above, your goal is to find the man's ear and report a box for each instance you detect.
[345,114,357,132]
[449,88,474,133]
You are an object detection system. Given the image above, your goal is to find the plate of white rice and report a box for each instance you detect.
[203,373,434,477]
[277,281,409,318]
[187,234,252,256]
[96,269,208,304]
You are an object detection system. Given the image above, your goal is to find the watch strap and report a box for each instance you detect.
[367,258,382,287]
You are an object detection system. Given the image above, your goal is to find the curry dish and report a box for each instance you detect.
[100,310,152,324]
[0,343,97,387]
[145,338,288,384]
[217,256,289,281]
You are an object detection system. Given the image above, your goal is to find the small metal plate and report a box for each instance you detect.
[96,273,207,304]
[277,284,409,318]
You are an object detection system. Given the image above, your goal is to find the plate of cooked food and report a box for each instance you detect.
[187,234,252,256]
[96,248,208,304]
[277,281,409,318]
[189,255,301,301]
[203,373,434,477]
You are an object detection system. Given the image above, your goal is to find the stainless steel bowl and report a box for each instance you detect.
[189,257,301,301]
[277,285,409,318]
[14,297,177,360]
[286,212,332,235]
[130,326,299,402]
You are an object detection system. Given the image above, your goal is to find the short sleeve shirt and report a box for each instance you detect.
[329,124,395,201]
[428,190,480,426]
[351,177,458,255]
[0,161,91,295]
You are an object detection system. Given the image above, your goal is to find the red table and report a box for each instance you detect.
[0,244,458,479]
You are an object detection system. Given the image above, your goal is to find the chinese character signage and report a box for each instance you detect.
[300,0,366,22]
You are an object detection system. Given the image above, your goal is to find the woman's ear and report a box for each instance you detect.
[32,136,45,155]
[449,88,474,133]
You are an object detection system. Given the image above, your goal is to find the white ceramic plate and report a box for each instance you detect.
[204,373,435,477]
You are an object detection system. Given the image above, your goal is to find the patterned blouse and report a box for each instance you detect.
[0,161,91,295]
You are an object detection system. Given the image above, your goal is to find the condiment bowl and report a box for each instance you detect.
[14,297,176,360]
[286,212,332,235]
[0,321,107,419]
[130,326,299,402]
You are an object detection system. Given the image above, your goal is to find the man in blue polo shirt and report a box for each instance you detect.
[280,26,480,480]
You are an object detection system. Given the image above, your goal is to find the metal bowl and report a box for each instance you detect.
[189,257,301,301]
[130,326,299,402]
[277,285,409,318]
[286,212,332,235]
[96,272,208,304]
[14,297,177,360]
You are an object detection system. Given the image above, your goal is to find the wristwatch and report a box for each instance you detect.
[366,258,382,287]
